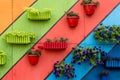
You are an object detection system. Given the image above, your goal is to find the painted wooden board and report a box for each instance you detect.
[1,0,120,80]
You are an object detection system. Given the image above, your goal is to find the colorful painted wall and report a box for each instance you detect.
[0,0,120,80]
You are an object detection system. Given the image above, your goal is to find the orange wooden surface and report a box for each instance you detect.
[2,0,120,80]
[0,0,35,34]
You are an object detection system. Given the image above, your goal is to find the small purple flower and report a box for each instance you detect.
[98,28,101,31]
[72,47,75,50]
[83,50,87,54]
[77,49,81,52]
[116,36,120,40]
[84,58,88,62]
[100,23,103,26]
[78,62,81,65]
[109,27,113,31]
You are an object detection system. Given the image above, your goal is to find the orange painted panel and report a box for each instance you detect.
[0,0,12,34]
[0,0,35,34]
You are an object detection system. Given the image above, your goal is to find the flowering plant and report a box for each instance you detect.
[53,61,76,79]
[94,24,120,43]
[72,46,107,66]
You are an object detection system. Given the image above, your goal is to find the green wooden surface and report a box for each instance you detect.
[0,0,78,79]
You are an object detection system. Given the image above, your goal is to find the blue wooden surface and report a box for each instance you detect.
[83,45,120,80]
[46,4,120,80]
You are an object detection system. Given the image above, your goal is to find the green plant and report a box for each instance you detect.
[81,0,99,5]
[4,30,36,40]
[100,71,109,76]
[94,24,120,43]
[46,38,52,42]
[67,11,79,17]
[53,61,76,79]
[46,37,68,42]
[59,37,68,42]
[26,7,52,15]
[27,49,41,56]
[72,46,107,66]
[26,7,52,20]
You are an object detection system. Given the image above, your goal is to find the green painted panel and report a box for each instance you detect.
[0,0,78,79]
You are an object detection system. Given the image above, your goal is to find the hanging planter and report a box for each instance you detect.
[72,46,107,66]
[27,49,41,65]
[94,24,120,44]
[26,7,51,20]
[66,11,79,28]
[81,0,99,15]
[44,37,68,50]
[0,51,6,66]
[105,57,120,68]
[3,30,36,44]
[53,61,76,79]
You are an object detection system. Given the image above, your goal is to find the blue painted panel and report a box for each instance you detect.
[46,4,120,80]
[83,45,120,80]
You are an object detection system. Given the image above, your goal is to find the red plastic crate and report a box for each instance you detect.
[44,42,68,50]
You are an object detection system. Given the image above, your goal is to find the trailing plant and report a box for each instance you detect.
[27,49,41,56]
[53,61,76,79]
[94,24,120,43]
[67,11,79,17]
[81,0,99,5]
[72,46,108,66]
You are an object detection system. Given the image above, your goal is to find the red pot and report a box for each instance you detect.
[28,55,39,65]
[44,42,68,49]
[83,4,96,15]
[67,16,79,28]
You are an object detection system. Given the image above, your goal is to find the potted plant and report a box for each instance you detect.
[105,57,120,68]
[72,46,107,66]
[3,30,36,44]
[26,7,51,20]
[94,24,120,44]
[66,11,79,27]
[0,51,6,66]
[53,61,76,79]
[81,0,99,15]
[99,71,109,80]
[27,49,41,65]
[44,37,68,50]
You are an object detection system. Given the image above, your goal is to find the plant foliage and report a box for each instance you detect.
[53,61,76,79]
[81,0,99,5]
[94,24,120,43]
[72,46,107,66]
